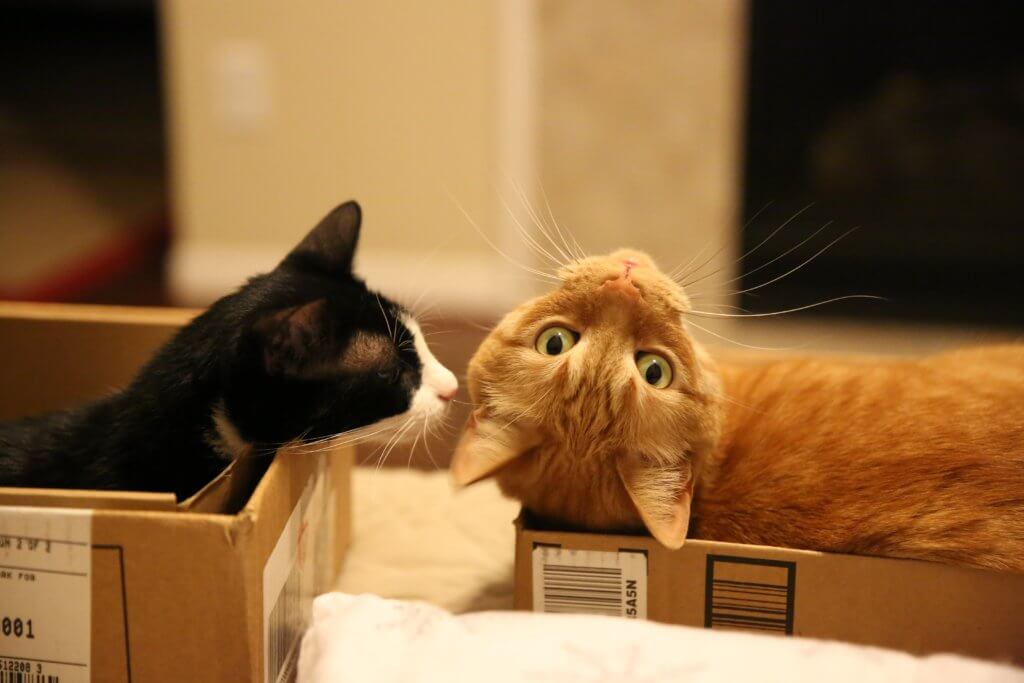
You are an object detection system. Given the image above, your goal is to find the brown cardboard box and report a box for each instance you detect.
[0,302,352,683]
[515,513,1024,664]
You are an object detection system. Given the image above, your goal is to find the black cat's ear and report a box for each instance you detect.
[283,201,362,274]
[255,299,327,374]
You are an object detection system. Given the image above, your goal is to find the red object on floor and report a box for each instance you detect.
[0,215,169,302]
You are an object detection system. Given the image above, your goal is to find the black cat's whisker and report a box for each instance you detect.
[411,305,443,328]
[689,294,885,319]
[420,421,439,469]
[375,417,417,472]
[407,234,457,298]
[462,319,495,333]
[288,422,398,455]
[407,426,423,469]
[367,426,402,472]
[374,293,395,343]
[408,287,435,316]
[300,426,381,448]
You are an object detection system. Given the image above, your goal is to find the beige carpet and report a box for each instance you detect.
[335,466,519,613]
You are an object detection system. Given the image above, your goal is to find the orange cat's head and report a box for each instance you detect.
[451,249,723,548]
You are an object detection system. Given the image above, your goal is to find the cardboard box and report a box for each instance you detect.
[0,302,352,683]
[515,513,1024,664]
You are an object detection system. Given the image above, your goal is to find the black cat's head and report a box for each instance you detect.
[207,201,458,455]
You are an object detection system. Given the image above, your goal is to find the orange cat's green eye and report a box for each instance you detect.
[535,326,576,356]
[636,353,672,388]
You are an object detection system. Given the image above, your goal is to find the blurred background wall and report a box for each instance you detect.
[162,0,531,317]
[160,0,743,325]
[1,0,1021,465]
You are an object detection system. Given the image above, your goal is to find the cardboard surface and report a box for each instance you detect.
[515,515,1024,664]
[0,303,352,682]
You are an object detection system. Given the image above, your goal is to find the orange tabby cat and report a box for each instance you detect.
[451,250,1024,572]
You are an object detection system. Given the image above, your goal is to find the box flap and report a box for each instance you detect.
[180,450,276,515]
[0,486,177,510]
[0,302,197,420]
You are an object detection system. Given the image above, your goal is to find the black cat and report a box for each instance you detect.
[0,201,457,500]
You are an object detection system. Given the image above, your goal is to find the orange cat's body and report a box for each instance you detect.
[451,248,1024,573]
[699,347,1024,571]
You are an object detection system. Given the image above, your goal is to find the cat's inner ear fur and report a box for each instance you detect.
[450,408,540,487]
[256,299,327,375]
[616,454,694,549]
[284,200,362,274]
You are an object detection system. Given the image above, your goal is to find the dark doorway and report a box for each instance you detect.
[740,2,1024,326]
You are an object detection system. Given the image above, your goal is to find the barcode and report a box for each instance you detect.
[0,673,59,683]
[266,562,301,683]
[542,563,624,616]
[704,555,796,634]
[532,547,647,618]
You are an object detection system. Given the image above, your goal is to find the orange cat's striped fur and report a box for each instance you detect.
[451,249,1024,572]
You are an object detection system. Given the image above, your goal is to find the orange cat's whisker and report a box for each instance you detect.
[668,241,714,281]
[693,220,831,298]
[448,190,561,282]
[508,179,577,266]
[537,180,587,261]
[688,294,885,319]
[676,203,815,289]
[683,317,806,352]
[676,242,728,286]
[722,227,859,296]
[499,192,566,268]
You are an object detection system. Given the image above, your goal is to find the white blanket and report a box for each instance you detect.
[298,593,1023,683]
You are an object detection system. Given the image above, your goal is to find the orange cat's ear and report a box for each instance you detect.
[450,409,539,487]
[616,455,694,549]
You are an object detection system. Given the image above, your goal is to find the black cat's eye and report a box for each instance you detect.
[376,367,400,383]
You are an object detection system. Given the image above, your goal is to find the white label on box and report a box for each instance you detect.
[0,506,92,683]
[262,455,334,683]
[532,546,647,619]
